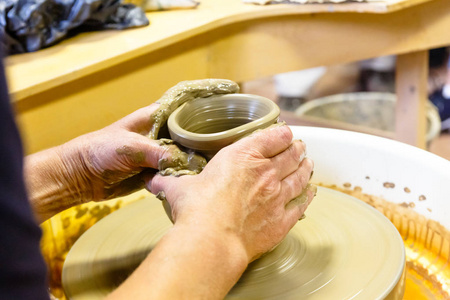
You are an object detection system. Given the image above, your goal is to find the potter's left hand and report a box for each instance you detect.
[24,103,202,222]
[24,79,239,223]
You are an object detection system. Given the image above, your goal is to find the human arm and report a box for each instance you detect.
[108,124,315,299]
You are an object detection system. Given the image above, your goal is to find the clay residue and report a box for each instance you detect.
[323,184,450,299]
[116,146,145,165]
[103,173,147,200]
[148,79,239,140]
[156,139,207,176]
[286,184,317,210]
[419,195,427,201]
[383,182,395,188]
[399,202,416,208]
[101,169,141,185]
[146,79,238,177]
[404,187,411,193]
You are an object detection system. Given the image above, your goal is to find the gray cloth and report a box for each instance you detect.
[0,0,149,54]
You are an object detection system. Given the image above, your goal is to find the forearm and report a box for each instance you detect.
[24,144,92,223]
[108,224,249,299]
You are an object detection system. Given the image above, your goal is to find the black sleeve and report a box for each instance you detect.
[0,47,49,299]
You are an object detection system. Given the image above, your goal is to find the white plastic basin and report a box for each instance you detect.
[291,126,450,229]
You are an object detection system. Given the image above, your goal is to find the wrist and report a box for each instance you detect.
[24,139,96,222]
[173,220,250,270]
[55,139,97,203]
[109,215,249,300]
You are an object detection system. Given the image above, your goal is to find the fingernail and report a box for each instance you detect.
[299,152,306,163]
[298,214,306,221]
[310,170,314,179]
[267,121,287,131]
[298,139,307,155]
[156,191,166,201]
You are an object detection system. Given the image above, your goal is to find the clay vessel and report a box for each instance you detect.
[167,93,280,158]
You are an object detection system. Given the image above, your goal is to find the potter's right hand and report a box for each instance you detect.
[147,124,315,263]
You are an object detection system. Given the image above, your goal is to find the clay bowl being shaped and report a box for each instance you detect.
[167,94,280,158]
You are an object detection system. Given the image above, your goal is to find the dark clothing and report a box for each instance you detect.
[0,51,49,298]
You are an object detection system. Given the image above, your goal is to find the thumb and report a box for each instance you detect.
[145,173,180,223]
[145,173,174,196]
[145,172,187,205]
[117,135,171,170]
[133,136,207,174]
[151,139,207,175]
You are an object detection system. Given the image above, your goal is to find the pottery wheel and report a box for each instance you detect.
[62,186,405,299]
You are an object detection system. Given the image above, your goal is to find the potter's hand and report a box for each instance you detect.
[148,79,240,139]
[149,124,315,262]
[24,103,205,222]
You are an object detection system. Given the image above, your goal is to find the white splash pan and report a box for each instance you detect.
[291,126,450,230]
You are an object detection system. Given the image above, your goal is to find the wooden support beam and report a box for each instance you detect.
[395,50,429,149]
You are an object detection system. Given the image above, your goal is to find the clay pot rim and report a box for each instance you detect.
[167,93,280,151]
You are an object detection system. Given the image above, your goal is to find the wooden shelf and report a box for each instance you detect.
[5,0,450,153]
[5,0,436,100]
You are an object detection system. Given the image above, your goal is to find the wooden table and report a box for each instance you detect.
[6,0,450,153]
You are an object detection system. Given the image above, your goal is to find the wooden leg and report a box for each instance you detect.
[395,50,428,149]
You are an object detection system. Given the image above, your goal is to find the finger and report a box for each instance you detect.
[280,158,314,204]
[284,185,316,223]
[115,103,161,134]
[157,143,207,176]
[118,135,206,173]
[102,171,149,200]
[235,124,294,158]
[114,134,171,169]
[270,140,306,180]
[146,173,179,199]
[145,173,180,223]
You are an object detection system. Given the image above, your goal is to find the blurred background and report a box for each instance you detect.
[242,47,450,160]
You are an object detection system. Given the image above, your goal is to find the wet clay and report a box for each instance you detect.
[147,79,238,176]
[325,184,450,299]
[167,93,281,158]
[102,173,147,200]
[156,139,206,176]
[286,183,317,210]
[115,146,145,165]
[384,182,396,188]
[149,84,295,224]
[98,168,146,200]
[148,79,240,140]
[155,101,307,224]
